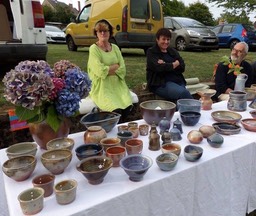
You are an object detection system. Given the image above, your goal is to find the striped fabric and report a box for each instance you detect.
[8,109,29,131]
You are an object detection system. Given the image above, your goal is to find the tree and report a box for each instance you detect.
[161,0,186,17]
[42,5,55,22]
[218,11,251,24]
[184,2,215,26]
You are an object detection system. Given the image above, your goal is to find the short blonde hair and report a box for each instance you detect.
[93,20,113,37]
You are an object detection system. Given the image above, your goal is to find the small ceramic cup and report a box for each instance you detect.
[128,121,138,128]
[100,137,121,152]
[139,124,149,136]
[32,173,55,197]
[125,138,143,155]
[18,187,44,215]
[128,126,139,138]
[106,146,126,167]
[117,125,129,133]
[54,179,77,205]
[117,131,133,147]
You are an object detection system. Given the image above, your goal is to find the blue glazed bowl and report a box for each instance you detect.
[177,99,201,113]
[207,133,224,148]
[156,153,179,171]
[184,145,203,162]
[120,154,153,182]
[180,111,201,126]
[75,144,103,161]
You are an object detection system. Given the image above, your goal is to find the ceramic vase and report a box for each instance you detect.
[159,117,170,135]
[29,119,70,150]
[227,91,247,112]
[197,89,216,110]
[234,74,248,91]
[84,126,107,144]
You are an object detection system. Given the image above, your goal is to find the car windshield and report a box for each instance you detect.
[173,17,205,28]
[45,25,63,32]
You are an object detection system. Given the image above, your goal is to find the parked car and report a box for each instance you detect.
[45,25,66,44]
[212,23,256,50]
[164,16,219,51]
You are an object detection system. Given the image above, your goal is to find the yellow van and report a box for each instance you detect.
[65,0,163,53]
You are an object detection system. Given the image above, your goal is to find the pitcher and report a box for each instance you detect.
[234,74,248,91]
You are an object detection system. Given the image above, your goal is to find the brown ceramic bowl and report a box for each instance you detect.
[32,173,55,197]
[211,110,242,124]
[125,138,143,155]
[241,118,256,132]
[161,143,181,156]
[106,146,126,167]
[6,142,37,159]
[140,100,176,125]
[76,156,113,185]
[41,149,72,175]
[100,137,121,152]
[2,155,37,181]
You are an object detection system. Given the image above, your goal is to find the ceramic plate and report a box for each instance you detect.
[212,122,241,135]
[211,110,242,124]
[241,119,256,132]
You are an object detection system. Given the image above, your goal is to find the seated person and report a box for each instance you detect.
[87,19,133,122]
[214,42,253,101]
[146,28,193,102]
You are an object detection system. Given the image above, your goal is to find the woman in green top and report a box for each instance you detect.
[87,19,133,122]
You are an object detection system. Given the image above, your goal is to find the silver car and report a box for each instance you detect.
[164,17,219,51]
[45,25,66,44]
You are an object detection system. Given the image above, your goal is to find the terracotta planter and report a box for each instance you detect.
[29,120,70,150]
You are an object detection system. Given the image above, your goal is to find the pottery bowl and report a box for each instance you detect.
[211,110,242,124]
[241,118,256,132]
[54,179,77,205]
[180,111,201,126]
[2,155,37,181]
[139,100,176,125]
[207,133,224,148]
[106,146,126,167]
[249,110,256,119]
[177,99,201,113]
[161,143,181,156]
[100,137,121,152]
[32,173,55,197]
[41,149,72,175]
[75,143,103,160]
[6,142,37,159]
[244,88,256,101]
[76,156,113,185]
[156,153,179,171]
[80,111,121,133]
[46,137,75,151]
[212,122,241,135]
[18,187,44,215]
[117,131,133,147]
[125,138,143,155]
[119,154,153,182]
[184,145,203,162]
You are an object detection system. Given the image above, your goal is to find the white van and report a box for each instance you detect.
[0,0,47,71]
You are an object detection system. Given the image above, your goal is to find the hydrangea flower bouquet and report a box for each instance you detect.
[2,60,91,132]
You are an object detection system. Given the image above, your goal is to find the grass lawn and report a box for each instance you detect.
[0,44,255,107]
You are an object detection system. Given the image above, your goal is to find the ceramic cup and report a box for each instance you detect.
[117,125,129,133]
[117,131,133,147]
[32,173,55,197]
[18,187,44,215]
[125,138,143,155]
[54,179,77,205]
[128,122,138,128]
[106,146,126,167]
[128,126,139,138]
[139,124,149,136]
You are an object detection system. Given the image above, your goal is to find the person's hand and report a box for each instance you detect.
[172,60,180,69]
[109,64,119,75]
[225,88,233,94]
[158,59,165,64]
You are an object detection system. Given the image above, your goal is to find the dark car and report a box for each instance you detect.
[212,23,256,50]
[164,16,219,51]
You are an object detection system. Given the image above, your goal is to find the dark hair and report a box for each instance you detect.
[156,28,172,40]
[93,19,114,37]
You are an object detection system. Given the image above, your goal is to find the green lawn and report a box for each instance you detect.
[0,44,255,107]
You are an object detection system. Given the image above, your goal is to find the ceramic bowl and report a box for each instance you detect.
[76,156,113,185]
[211,110,242,124]
[32,173,55,197]
[125,138,143,155]
[139,100,176,125]
[100,137,121,151]
[244,87,256,101]
[2,155,37,181]
[18,187,44,215]
[249,110,256,119]
[161,143,181,156]
[180,111,201,126]
[119,154,153,182]
[41,149,72,175]
[184,145,203,162]
[75,143,103,160]
[156,153,179,171]
[117,131,133,147]
[177,99,201,113]
[6,142,37,159]
[54,179,77,205]
[212,122,241,135]
[207,133,224,148]
[106,146,126,167]
[241,118,256,132]
[80,110,121,133]
[46,137,75,151]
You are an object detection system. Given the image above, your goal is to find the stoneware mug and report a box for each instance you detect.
[125,138,143,155]
[54,179,77,205]
[32,173,55,197]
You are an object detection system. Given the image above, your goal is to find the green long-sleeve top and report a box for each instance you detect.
[87,43,132,111]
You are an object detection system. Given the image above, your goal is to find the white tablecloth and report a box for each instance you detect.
[1,101,256,216]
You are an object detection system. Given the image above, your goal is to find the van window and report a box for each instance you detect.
[79,5,91,22]
[151,0,161,20]
[130,0,149,19]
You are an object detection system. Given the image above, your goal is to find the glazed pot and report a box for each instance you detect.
[84,126,107,144]
[227,91,247,112]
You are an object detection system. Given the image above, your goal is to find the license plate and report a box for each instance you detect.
[206,39,216,42]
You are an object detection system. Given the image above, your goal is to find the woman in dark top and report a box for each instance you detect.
[146,28,192,102]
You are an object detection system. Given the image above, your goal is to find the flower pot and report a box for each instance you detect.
[29,120,70,150]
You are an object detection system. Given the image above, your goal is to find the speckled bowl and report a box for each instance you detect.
[2,155,37,181]
[156,153,179,171]
[46,137,74,151]
[6,142,37,159]
[184,145,203,162]
[75,143,103,160]
[161,143,181,156]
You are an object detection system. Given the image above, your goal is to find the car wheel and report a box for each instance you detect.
[229,40,239,50]
[67,36,77,51]
[176,37,186,51]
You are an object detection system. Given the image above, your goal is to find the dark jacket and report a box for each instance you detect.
[146,44,186,92]
[215,60,253,98]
